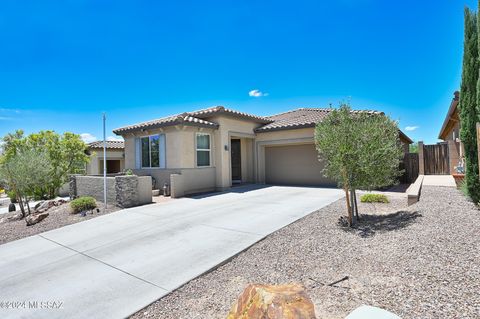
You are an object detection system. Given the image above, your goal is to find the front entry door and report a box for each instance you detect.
[231,139,242,182]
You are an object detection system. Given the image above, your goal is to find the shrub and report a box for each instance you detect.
[459,178,470,199]
[70,196,97,213]
[360,193,389,203]
[7,190,17,203]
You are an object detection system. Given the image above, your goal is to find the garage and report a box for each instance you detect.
[264,143,335,186]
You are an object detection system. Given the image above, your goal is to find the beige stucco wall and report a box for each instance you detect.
[170,167,216,198]
[86,149,125,175]
[120,125,217,194]
[207,116,262,189]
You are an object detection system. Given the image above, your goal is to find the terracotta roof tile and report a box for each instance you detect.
[113,106,270,134]
[190,106,272,123]
[88,140,124,149]
[112,113,219,134]
[255,108,382,132]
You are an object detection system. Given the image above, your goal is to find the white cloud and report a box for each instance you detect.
[405,126,419,132]
[107,136,124,142]
[0,108,21,114]
[248,89,268,97]
[80,133,97,143]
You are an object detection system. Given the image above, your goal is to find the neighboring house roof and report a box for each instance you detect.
[88,140,125,149]
[438,91,460,140]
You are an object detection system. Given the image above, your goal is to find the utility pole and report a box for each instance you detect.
[103,113,107,212]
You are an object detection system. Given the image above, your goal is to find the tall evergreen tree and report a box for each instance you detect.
[459,7,480,204]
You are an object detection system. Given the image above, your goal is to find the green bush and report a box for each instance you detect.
[459,178,470,199]
[360,193,389,203]
[7,190,17,203]
[70,196,97,213]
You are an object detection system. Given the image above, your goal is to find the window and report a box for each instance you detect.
[196,133,211,167]
[141,135,161,168]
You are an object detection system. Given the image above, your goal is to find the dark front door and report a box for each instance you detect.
[231,139,242,182]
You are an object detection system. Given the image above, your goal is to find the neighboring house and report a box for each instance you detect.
[86,140,125,175]
[113,106,412,197]
[438,91,464,173]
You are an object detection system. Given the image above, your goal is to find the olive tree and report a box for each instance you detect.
[0,130,89,200]
[0,147,52,217]
[315,104,403,226]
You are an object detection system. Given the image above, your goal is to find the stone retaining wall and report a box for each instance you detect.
[70,175,152,208]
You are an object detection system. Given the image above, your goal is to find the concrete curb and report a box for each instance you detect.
[406,175,424,206]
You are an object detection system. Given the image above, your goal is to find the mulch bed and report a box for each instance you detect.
[0,201,119,245]
[130,186,479,319]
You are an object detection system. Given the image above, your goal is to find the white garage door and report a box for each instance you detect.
[265,143,335,186]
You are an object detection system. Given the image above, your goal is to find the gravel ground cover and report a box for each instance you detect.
[131,186,479,319]
[0,201,119,245]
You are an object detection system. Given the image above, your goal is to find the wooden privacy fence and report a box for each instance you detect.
[400,153,419,183]
[423,143,450,175]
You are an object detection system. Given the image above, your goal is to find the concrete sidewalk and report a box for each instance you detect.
[422,175,456,187]
[0,185,343,319]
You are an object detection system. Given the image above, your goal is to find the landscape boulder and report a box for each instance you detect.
[6,212,23,222]
[226,284,317,319]
[35,199,67,213]
[25,212,49,226]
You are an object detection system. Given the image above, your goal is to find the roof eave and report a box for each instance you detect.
[438,92,460,140]
[255,123,316,133]
[113,121,219,135]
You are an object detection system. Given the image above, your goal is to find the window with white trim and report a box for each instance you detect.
[141,135,160,168]
[196,133,211,167]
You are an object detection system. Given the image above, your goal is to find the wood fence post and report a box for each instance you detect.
[477,123,480,179]
[418,141,425,175]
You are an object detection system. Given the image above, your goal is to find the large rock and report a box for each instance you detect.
[226,284,317,319]
[35,199,68,213]
[7,212,23,221]
[25,212,49,226]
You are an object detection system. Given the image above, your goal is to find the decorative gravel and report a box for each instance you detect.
[131,186,480,319]
[0,201,119,245]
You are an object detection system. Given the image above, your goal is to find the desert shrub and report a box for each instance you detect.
[459,178,470,199]
[7,190,17,203]
[360,193,389,203]
[70,196,97,213]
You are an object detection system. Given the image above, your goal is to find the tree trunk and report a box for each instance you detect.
[353,189,360,221]
[25,198,31,216]
[343,187,353,226]
[16,192,26,218]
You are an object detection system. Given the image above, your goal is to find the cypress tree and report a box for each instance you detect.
[459,7,480,204]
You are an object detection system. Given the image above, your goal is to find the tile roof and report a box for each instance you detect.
[255,108,382,132]
[88,140,125,149]
[112,106,271,134]
[112,113,219,134]
[190,106,272,124]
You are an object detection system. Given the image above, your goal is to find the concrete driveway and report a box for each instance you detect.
[0,185,343,319]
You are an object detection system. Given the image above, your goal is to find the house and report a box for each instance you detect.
[438,91,463,174]
[85,140,125,175]
[113,106,412,197]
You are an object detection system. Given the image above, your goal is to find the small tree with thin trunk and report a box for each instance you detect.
[0,147,52,217]
[314,104,403,226]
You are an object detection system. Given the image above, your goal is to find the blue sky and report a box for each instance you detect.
[0,0,476,143]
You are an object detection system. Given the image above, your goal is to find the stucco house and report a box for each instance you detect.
[85,140,125,175]
[113,106,412,197]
